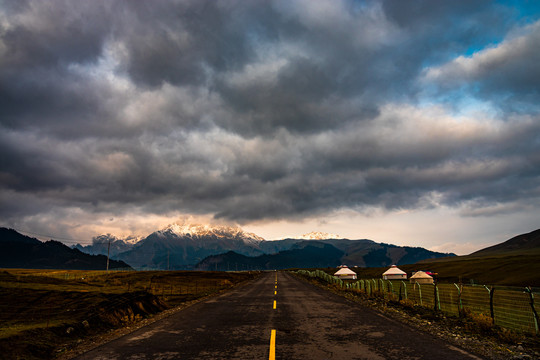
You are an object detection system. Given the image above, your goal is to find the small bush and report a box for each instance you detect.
[495,327,523,344]
[399,298,416,309]
[462,309,493,334]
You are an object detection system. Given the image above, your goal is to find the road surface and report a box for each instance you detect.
[73,271,483,360]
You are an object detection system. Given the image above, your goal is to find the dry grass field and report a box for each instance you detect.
[0,269,260,360]
[307,249,540,287]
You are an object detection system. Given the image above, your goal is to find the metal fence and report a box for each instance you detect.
[294,270,539,334]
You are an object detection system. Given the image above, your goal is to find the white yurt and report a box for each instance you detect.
[409,270,433,284]
[382,265,407,280]
[334,267,357,280]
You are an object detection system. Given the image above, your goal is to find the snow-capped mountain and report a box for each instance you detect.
[115,223,266,269]
[75,223,454,270]
[161,223,265,244]
[296,231,343,240]
[73,234,142,256]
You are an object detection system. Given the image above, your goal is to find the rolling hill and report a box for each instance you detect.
[195,239,454,271]
[196,242,345,270]
[469,228,540,256]
[407,228,540,286]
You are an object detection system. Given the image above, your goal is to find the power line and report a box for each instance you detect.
[6,227,93,244]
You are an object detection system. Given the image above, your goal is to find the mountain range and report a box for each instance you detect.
[72,223,455,270]
[0,228,131,270]
[2,225,539,281]
[194,239,456,271]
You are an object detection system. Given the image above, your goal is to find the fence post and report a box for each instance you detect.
[416,281,422,306]
[433,284,440,311]
[399,281,408,301]
[490,287,495,323]
[454,283,463,315]
[484,285,495,323]
[525,287,539,334]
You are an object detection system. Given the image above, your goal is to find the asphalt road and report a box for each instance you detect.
[73,271,484,360]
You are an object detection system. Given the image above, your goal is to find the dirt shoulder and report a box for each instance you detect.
[0,270,263,360]
[58,273,263,359]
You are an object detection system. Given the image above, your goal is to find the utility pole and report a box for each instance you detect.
[106,240,110,272]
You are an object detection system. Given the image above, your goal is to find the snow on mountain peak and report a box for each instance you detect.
[92,234,142,245]
[162,223,265,242]
[298,231,343,240]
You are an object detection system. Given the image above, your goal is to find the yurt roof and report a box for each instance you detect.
[382,265,406,276]
[410,271,433,279]
[334,267,356,275]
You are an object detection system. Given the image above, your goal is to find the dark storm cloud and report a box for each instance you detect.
[113,1,259,87]
[1,0,540,229]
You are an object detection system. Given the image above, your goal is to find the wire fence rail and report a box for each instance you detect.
[294,269,540,335]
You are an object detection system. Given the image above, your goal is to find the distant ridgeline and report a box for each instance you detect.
[194,240,455,271]
[469,228,540,256]
[3,225,539,273]
[70,224,455,270]
[0,228,132,270]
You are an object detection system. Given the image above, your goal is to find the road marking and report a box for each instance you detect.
[274,290,277,295]
[273,300,276,309]
[275,285,277,289]
[269,329,276,360]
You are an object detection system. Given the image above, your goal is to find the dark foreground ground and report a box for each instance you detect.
[71,271,482,360]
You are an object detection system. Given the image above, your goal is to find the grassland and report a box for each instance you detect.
[0,269,260,360]
[303,249,540,288]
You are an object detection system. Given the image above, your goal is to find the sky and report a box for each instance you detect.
[1,0,539,255]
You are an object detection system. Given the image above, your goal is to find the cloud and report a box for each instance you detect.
[1,0,539,244]
[422,19,540,111]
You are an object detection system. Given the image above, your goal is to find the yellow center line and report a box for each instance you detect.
[269,329,276,360]
[273,300,276,309]
[274,290,277,295]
